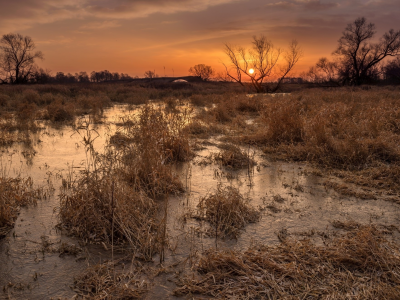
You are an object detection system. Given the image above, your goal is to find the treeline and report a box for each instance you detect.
[26,69,135,84]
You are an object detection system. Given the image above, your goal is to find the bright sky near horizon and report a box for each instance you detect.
[1,0,399,77]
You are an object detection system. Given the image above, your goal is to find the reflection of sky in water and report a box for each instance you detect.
[0,104,399,299]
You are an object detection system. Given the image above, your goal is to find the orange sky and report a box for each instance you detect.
[1,0,399,78]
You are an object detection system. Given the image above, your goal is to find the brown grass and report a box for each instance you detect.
[224,88,400,193]
[114,105,192,196]
[175,225,400,299]
[59,173,160,259]
[196,185,261,239]
[214,143,256,169]
[74,262,148,299]
[59,105,193,259]
[0,176,46,238]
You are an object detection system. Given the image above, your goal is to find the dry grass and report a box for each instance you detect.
[196,185,261,239]
[59,105,193,259]
[114,105,192,196]
[224,88,400,193]
[0,176,46,238]
[0,82,245,126]
[214,143,256,169]
[74,262,148,299]
[175,225,400,299]
[59,173,160,259]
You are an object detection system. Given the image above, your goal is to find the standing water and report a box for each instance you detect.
[1,104,399,299]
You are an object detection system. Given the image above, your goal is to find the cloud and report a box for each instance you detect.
[266,0,338,11]
[80,20,121,30]
[0,0,241,32]
[84,0,241,18]
[36,36,74,45]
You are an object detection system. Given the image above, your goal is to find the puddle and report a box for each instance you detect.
[1,104,399,299]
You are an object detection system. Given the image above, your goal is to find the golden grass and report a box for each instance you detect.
[197,185,261,239]
[174,225,400,299]
[114,105,192,196]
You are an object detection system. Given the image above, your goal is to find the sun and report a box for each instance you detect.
[249,68,255,75]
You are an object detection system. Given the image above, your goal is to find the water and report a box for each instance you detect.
[1,104,399,299]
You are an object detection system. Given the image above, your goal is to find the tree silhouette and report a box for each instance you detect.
[223,36,302,93]
[307,17,400,86]
[188,64,214,81]
[144,70,158,79]
[0,33,43,84]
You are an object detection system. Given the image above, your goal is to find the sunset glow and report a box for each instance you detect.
[0,1,399,77]
[249,68,255,75]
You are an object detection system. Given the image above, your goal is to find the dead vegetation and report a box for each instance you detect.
[196,185,261,239]
[0,176,46,238]
[175,225,400,299]
[59,104,193,260]
[59,174,160,259]
[214,143,256,169]
[0,82,245,129]
[74,262,148,299]
[114,105,192,196]
[207,88,400,194]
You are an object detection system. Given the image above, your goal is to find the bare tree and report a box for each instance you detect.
[223,36,302,93]
[0,33,43,84]
[303,57,342,86]
[188,64,214,81]
[215,70,233,82]
[334,17,400,85]
[144,70,158,79]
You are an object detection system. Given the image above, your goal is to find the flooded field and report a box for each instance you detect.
[1,101,399,299]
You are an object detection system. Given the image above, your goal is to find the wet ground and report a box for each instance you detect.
[1,104,399,299]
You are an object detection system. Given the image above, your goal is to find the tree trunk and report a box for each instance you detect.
[15,67,19,84]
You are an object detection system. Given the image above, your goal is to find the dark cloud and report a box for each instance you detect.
[266,0,338,11]
[0,0,241,31]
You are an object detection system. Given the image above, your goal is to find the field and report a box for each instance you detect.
[0,82,399,299]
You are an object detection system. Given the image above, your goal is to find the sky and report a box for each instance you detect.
[0,0,399,77]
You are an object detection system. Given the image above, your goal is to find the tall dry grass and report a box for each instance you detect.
[59,104,193,259]
[113,105,192,196]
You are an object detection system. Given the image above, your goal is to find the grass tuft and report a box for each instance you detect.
[197,185,261,239]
